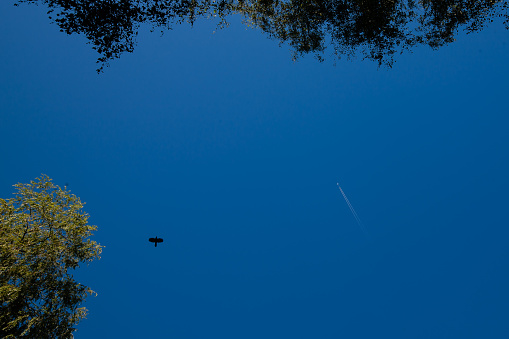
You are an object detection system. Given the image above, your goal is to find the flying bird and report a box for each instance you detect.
[149,236,163,247]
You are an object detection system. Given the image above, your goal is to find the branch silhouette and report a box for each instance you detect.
[14,0,509,71]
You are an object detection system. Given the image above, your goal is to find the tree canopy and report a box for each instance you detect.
[14,0,509,70]
[0,175,102,339]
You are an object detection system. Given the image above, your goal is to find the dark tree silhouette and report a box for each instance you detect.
[149,236,163,247]
[13,0,509,71]
[237,0,509,65]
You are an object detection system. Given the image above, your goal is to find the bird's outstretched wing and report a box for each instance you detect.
[149,237,163,247]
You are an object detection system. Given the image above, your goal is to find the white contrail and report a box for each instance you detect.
[339,187,364,232]
[341,189,362,226]
[338,184,367,235]
[337,183,369,235]
[337,184,358,220]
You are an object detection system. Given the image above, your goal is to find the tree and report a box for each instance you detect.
[0,175,102,339]
[236,0,509,65]
[13,0,509,70]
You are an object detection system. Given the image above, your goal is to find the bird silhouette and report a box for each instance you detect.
[148,236,163,247]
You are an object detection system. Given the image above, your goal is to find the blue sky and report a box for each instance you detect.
[1,2,509,338]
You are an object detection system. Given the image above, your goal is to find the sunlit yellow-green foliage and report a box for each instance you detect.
[0,175,102,338]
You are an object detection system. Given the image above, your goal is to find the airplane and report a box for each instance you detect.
[148,236,163,247]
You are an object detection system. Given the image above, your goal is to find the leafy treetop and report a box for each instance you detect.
[0,175,102,339]
[13,0,509,71]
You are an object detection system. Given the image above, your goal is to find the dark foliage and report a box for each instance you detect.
[14,0,509,71]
